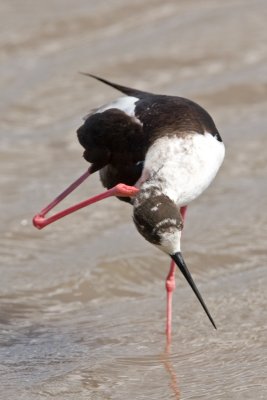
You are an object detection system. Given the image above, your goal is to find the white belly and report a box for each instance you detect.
[139,133,225,206]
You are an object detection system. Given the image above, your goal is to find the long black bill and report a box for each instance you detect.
[171,252,217,329]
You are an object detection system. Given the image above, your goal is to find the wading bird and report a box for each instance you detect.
[33,74,225,341]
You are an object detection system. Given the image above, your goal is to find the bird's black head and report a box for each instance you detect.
[133,190,183,253]
[133,188,217,329]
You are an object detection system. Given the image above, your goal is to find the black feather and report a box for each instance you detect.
[80,72,148,98]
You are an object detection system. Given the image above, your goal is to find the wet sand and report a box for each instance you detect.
[1,0,267,399]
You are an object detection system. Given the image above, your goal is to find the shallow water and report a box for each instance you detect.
[1,0,267,399]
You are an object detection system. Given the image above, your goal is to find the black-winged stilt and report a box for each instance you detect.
[33,74,225,341]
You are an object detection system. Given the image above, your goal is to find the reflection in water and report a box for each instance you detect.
[161,342,181,400]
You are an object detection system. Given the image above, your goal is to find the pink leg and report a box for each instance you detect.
[166,259,176,342]
[165,206,188,343]
[38,168,91,217]
[33,172,139,230]
[180,206,187,221]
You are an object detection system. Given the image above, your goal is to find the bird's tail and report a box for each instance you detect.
[80,72,148,98]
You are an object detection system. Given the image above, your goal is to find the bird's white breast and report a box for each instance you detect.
[139,133,225,206]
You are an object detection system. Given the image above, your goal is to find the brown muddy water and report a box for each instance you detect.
[1,1,267,399]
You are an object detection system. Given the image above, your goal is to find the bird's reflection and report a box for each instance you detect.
[160,340,181,399]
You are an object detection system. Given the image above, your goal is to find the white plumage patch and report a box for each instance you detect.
[95,96,142,125]
[154,218,178,230]
[139,132,225,206]
[155,229,182,255]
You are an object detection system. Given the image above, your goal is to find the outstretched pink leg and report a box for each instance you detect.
[166,206,187,343]
[33,168,139,230]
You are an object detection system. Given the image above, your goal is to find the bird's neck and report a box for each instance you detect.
[137,174,178,206]
[136,182,162,203]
